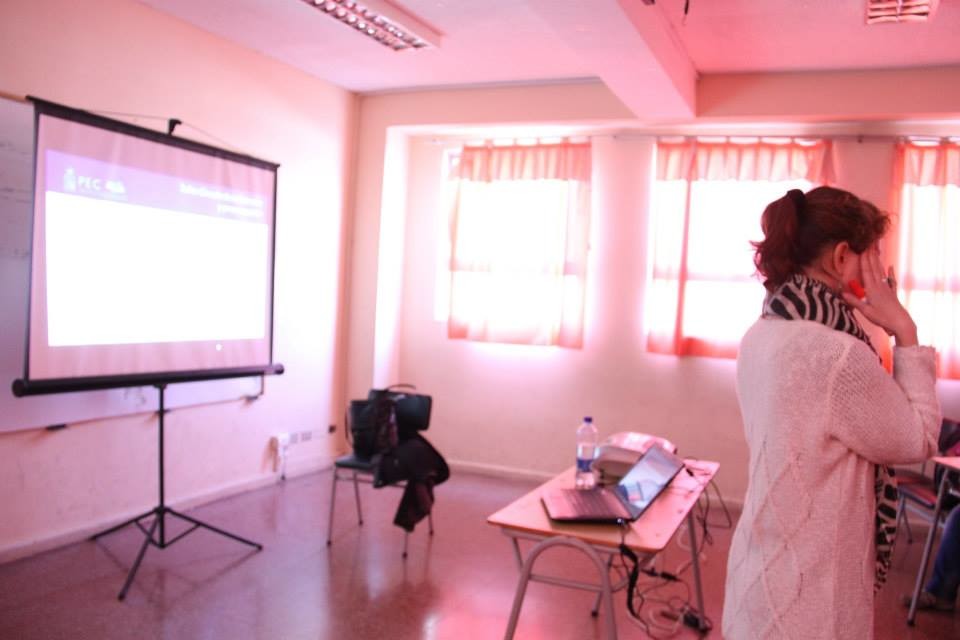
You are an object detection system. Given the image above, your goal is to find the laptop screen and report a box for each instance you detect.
[614,444,684,517]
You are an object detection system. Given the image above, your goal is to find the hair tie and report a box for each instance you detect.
[786,189,806,220]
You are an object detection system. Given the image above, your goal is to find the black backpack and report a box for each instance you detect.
[347,388,399,459]
[347,384,432,459]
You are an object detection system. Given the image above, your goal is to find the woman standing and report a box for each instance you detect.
[722,186,941,639]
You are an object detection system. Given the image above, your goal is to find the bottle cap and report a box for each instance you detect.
[584,416,592,422]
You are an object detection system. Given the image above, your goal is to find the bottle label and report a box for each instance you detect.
[576,457,593,473]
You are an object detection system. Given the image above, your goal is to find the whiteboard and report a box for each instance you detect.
[0,96,262,433]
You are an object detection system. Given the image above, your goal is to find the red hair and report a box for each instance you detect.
[752,186,890,292]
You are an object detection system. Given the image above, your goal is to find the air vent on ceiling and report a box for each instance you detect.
[301,0,442,51]
[866,0,938,24]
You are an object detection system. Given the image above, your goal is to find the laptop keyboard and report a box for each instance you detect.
[565,489,617,516]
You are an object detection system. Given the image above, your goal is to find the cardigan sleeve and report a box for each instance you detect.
[826,341,941,466]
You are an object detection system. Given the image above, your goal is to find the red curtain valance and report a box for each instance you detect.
[456,141,591,183]
[900,141,960,187]
[656,138,835,184]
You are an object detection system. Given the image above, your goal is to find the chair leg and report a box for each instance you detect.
[326,467,339,546]
[403,512,435,558]
[895,496,905,544]
[901,500,914,545]
[352,471,364,526]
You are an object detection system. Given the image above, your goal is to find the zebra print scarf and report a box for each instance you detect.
[763,273,899,594]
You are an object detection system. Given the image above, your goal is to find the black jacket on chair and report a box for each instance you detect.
[374,433,450,532]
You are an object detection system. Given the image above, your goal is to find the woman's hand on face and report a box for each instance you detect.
[841,246,919,347]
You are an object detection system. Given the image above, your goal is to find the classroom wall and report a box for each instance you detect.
[0,0,356,561]
[399,136,749,488]
[353,71,960,502]
[346,82,635,401]
[397,136,941,500]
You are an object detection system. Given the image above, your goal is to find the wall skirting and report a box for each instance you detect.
[0,457,332,565]
[1,455,749,565]
[446,458,556,483]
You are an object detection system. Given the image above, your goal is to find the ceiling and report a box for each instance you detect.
[139,0,960,113]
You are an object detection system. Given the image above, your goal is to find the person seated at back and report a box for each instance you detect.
[906,506,960,611]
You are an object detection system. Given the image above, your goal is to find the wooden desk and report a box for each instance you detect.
[487,460,719,639]
[908,456,960,625]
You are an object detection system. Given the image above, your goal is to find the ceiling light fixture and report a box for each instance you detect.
[866,0,939,24]
[303,0,442,51]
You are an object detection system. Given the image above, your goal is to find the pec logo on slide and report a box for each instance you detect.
[63,167,77,191]
[63,167,126,196]
[76,174,102,192]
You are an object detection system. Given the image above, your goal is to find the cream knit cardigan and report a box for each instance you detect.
[722,318,941,640]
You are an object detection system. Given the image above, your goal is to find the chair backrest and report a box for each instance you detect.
[933,418,960,496]
[939,418,960,456]
[907,418,960,478]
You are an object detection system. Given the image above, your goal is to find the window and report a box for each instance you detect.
[442,141,592,347]
[645,138,834,358]
[896,140,960,378]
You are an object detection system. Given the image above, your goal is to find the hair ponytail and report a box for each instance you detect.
[752,186,889,292]
[753,192,807,291]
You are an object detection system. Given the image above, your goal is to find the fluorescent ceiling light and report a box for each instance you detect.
[303,0,442,51]
[866,0,939,24]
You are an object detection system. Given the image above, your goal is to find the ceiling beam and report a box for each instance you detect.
[529,0,697,119]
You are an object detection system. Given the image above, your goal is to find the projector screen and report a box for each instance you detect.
[14,100,281,396]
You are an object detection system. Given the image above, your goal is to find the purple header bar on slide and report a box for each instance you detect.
[44,149,267,223]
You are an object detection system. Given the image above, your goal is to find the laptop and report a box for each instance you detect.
[541,444,685,523]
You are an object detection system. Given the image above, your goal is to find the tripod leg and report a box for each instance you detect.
[91,508,157,541]
[167,508,262,550]
[118,517,158,601]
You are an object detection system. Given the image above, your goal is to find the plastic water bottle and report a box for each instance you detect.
[575,416,598,489]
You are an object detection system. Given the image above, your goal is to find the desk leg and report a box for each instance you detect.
[510,537,524,570]
[907,472,948,625]
[591,554,615,617]
[686,510,712,632]
[504,536,617,640]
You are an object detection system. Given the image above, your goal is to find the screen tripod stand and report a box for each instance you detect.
[91,383,262,600]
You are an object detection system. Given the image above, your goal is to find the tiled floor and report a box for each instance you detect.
[0,468,957,639]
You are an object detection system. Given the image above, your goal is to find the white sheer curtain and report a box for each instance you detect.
[647,138,834,358]
[896,140,960,378]
[447,141,592,347]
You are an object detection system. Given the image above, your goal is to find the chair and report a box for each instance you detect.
[895,418,960,544]
[326,390,437,558]
[325,454,434,557]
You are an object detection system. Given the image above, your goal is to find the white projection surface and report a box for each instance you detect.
[0,97,269,432]
[26,109,277,383]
